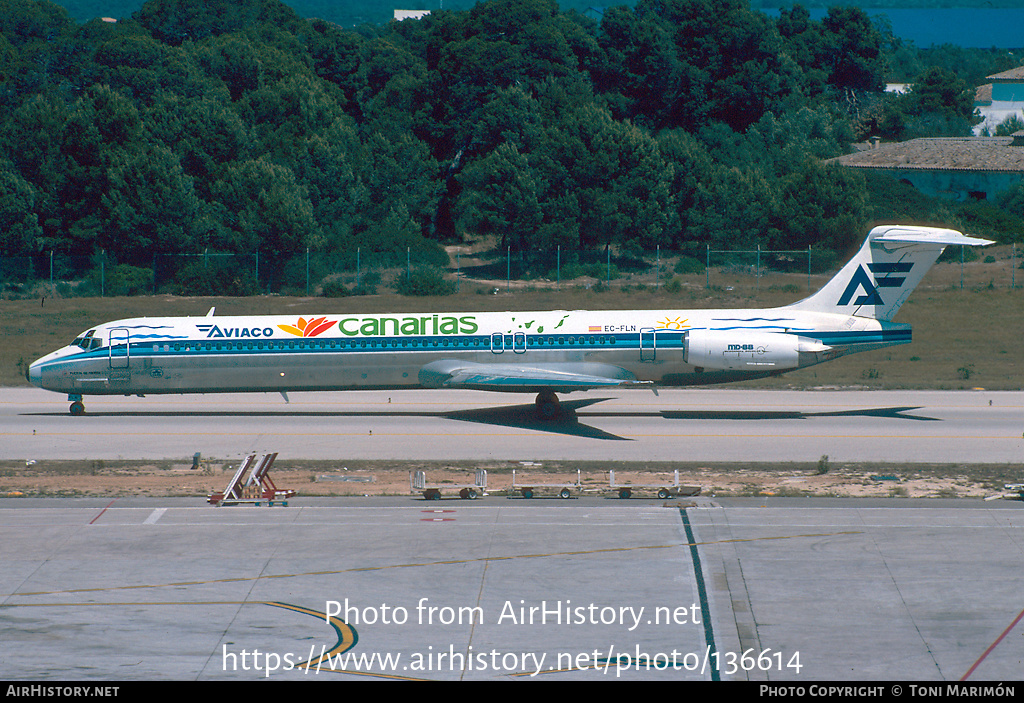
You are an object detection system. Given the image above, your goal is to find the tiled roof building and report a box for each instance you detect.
[830,133,1024,201]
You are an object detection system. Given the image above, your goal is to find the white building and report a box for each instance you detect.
[974,67,1024,135]
[394,10,431,21]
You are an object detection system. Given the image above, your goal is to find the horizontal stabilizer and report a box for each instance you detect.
[871,227,994,246]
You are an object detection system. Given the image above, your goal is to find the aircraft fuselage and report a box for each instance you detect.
[29,307,902,398]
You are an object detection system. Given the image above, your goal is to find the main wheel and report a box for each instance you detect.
[70,401,85,416]
[534,391,561,421]
[559,488,571,499]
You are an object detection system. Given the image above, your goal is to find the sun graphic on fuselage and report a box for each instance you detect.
[657,316,689,330]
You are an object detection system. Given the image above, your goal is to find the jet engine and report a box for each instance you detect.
[684,330,829,371]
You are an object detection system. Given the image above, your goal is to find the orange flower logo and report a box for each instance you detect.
[277,317,337,338]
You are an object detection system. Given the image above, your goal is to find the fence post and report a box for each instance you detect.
[557,245,560,289]
[506,246,510,292]
[306,247,310,296]
[656,245,660,290]
[706,245,710,289]
[807,245,811,292]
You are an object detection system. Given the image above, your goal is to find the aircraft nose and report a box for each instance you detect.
[28,359,42,387]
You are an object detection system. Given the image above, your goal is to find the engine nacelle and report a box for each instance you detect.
[684,330,827,371]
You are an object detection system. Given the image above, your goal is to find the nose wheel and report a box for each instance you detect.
[68,394,85,416]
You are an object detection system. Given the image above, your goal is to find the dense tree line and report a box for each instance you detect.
[0,0,1020,293]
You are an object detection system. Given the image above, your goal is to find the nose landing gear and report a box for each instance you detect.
[68,394,85,416]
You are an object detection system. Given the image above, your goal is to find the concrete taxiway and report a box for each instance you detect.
[2,387,1022,463]
[3,387,1022,681]
[1,496,1021,681]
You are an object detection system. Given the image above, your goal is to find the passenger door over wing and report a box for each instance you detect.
[640,328,656,362]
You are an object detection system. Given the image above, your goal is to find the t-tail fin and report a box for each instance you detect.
[787,225,993,321]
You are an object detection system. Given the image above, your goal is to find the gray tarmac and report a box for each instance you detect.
[2,387,1023,463]
[2,387,1022,682]
[1,496,1022,681]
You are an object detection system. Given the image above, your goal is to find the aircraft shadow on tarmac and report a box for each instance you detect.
[657,406,941,422]
[31,400,940,441]
[444,403,939,439]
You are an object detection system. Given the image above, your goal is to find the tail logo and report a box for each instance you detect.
[838,262,913,306]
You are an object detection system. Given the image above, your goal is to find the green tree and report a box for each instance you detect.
[143,92,250,197]
[290,120,366,250]
[776,4,829,99]
[594,5,698,129]
[212,158,323,270]
[0,160,43,254]
[995,112,1024,136]
[91,30,210,104]
[456,141,543,249]
[56,86,146,256]
[101,144,203,262]
[820,6,887,93]
[0,0,75,49]
[134,0,305,46]
[908,66,977,123]
[640,0,801,132]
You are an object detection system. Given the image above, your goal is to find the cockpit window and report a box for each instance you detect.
[71,330,99,350]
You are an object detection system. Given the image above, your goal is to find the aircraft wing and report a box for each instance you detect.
[418,359,650,393]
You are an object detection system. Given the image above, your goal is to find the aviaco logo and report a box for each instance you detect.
[277,317,338,338]
[839,262,913,306]
[197,324,275,338]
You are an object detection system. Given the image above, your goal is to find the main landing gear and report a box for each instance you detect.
[534,390,562,421]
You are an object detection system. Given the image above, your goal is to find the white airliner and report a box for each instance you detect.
[29,225,991,418]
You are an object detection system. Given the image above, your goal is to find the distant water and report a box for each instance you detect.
[47,2,1024,47]
[763,8,1024,48]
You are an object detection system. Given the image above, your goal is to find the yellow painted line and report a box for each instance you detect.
[2,432,1019,440]
[2,531,862,600]
[264,601,358,671]
[0,599,417,680]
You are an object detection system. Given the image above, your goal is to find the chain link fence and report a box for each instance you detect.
[1,242,1017,298]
